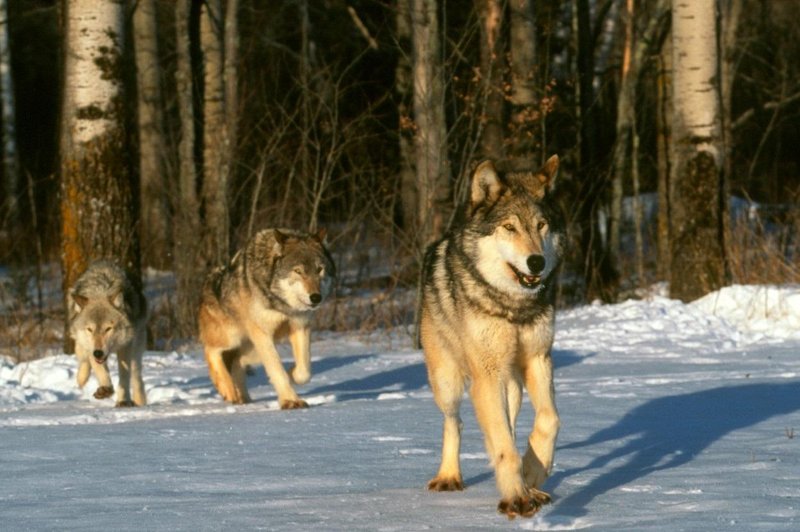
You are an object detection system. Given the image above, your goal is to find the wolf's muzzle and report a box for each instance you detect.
[527,254,545,275]
[93,349,107,362]
[309,293,322,306]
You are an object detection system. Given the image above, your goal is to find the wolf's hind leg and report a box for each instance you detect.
[115,351,133,406]
[230,352,252,404]
[425,346,465,492]
[522,354,559,492]
[206,347,246,404]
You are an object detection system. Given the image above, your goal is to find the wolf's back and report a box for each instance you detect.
[70,260,146,323]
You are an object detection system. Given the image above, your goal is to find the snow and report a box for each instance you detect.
[1,285,799,530]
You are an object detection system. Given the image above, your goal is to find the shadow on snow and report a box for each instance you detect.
[549,381,800,517]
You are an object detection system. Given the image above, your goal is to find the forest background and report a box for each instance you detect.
[0,0,798,358]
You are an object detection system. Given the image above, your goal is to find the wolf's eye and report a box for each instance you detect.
[503,223,516,232]
[537,221,547,231]
[87,326,94,334]
[104,327,113,334]
[317,266,324,275]
[294,267,303,275]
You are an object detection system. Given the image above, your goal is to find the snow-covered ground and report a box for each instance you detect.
[1,285,799,530]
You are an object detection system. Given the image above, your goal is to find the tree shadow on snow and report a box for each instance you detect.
[548,381,800,518]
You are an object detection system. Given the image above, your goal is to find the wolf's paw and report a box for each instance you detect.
[427,476,464,491]
[93,386,114,399]
[497,489,550,519]
[115,400,136,408]
[280,398,309,410]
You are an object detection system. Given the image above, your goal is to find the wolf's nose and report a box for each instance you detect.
[93,349,105,360]
[527,254,545,274]
[310,293,322,306]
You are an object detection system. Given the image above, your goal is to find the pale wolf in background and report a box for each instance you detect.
[419,156,564,518]
[69,260,148,407]
[198,228,335,408]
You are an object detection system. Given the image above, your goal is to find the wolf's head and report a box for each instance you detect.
[269,228,336,312]
[464,155,564,298]
[69,291,133,364]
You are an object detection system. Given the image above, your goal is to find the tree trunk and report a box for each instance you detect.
[411,0,449,247]
[507,0,538,165]
[575,0,618,302]
[173,0,202,337]
[0,0,18,237]
[133,0,169,269]
[396,0,417,239]
[669,0,727,302]
[656,23,671,282]
[609,0,670,282]
[60,0,139,350]
[224,0,239,169]
[475,0,504,161]
[200,0,229,268]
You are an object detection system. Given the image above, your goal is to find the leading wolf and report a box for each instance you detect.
[69,260,148,407]
[419,156,564,518]
[198,228,335,408]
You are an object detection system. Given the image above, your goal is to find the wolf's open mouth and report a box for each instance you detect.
[508,263,541,289]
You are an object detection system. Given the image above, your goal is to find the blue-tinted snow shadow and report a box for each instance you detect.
[548,381,800,518]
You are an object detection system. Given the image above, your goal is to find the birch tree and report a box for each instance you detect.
[669,0,727,301]
[60,0,138,347]
[133,0,169,268]
[411,0,449,246]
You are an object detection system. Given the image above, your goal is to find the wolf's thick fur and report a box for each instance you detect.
[419,156,564,518]
[198,228,335,408]
[69,260,148,407]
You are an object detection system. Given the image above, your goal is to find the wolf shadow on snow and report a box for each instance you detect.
[546,381,800,518]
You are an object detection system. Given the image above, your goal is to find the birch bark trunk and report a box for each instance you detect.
[669,0,727,301]
[60,0,139,349]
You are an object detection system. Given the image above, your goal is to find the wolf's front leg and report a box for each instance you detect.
[89,356,114,400]
[288,321,311,385]
[76,356,91,389]
[247,323,308,409]
[470,374,542,519]
[522,354,559,492]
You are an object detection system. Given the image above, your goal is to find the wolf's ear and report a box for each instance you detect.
[471,160,504,208]
[108,290,124,309]
[536,154,559,191]
[71,292,88,311]
[273,229,288,255]
[314,227,327,243]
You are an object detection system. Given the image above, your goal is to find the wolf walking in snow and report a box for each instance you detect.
[198,228,335,408]
[419,156,565,518]
[69,260,148,407]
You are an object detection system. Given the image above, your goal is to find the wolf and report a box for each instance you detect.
[419,155,564,518]
[198,228,335,408]
[69,260,148,407]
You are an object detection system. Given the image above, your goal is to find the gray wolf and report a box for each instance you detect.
[198,228,335,408]
[419,156,564,518]
[69,260,148,407]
